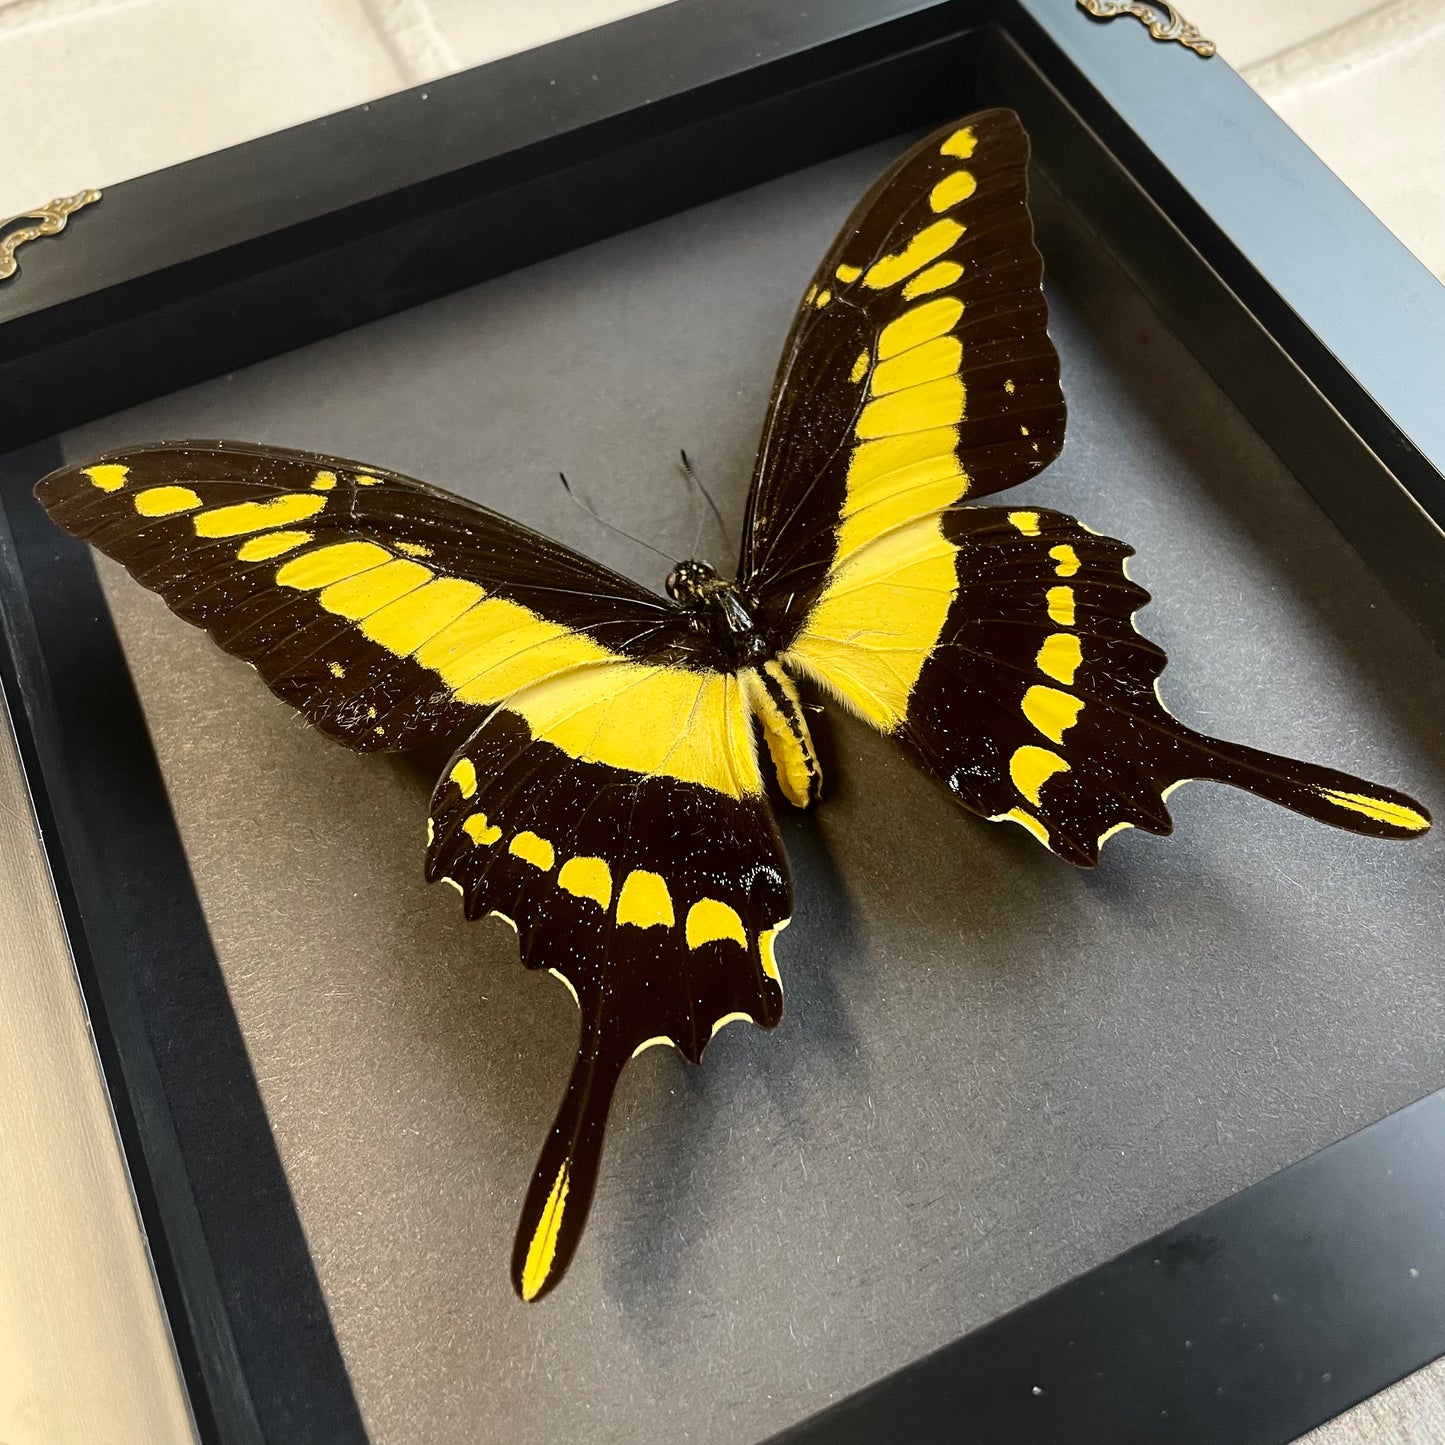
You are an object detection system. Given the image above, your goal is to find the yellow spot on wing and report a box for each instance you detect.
[83,464,128,492]
[327,661,345,678]
[1010,745,1070,805]
[319,558,432,620]
[1008,510,1040,536]
[394,540,432,558]
[193,493,326,536]
[870,336,961,397]
[865,219,964,290]
[929,170,976,211]
[238,529,311,561]
[355,474,383,486]
[1022,685,1082,744]
[759,919,789,983]
[1319,790,1429,832]
[276,540,390,589]
[361,577,484,655]
[814,288,832,308]
[134,486,201,517]
[510,832,554,870]
[849,351,870,385]
[310,470,337,491]
[902,261,963,300]
[1047,586,1076,626]
[941,125,977,158]
[878,297,963,360]
[685,898,746,950]
[1050,544,1080,577]
[631,1035,674,1059]
[450,757,478,798]
[1004,379,1016,394]
[616,870,674,929]
[1036,632,1082,684]
[463,812,502,845]
[835,263,862,283]
[856,377,964,440]
[994,806,1049,845]
[558,856,612,909]
[519,1164,570,1302]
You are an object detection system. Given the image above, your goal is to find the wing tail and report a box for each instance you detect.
[512,1022,627,1303]
[1181,729,1430,841]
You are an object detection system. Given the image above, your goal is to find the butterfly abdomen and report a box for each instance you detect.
[745,660,822,808]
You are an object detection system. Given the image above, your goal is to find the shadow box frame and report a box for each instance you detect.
[2,1,1444,1442]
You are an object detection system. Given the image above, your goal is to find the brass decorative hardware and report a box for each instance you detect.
[1075,0,1215,58]
[0,189,102,282]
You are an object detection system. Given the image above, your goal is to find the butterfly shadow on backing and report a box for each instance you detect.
[36,108,1431,1303]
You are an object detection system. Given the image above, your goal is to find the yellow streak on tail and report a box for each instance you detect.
[1320,789,1429,832]
[520,1164,570,1302]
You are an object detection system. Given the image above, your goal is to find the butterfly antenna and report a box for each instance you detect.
[558,471,675,564]
[680,449,730,558]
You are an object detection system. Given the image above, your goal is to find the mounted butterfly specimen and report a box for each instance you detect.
[37,109,1430,1303]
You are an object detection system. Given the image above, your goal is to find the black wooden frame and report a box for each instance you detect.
[2,2,1443,1442]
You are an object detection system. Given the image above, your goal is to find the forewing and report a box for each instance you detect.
[37,442,709,750]
[796,505,1429,863]
[427,667,789,1300]
[742,108,1065,643]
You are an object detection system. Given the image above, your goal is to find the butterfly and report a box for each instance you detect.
[37,108,1430,1303]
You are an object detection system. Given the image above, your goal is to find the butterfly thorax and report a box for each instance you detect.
[665,559,771,665]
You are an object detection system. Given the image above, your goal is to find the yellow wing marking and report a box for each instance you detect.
[1046,586,1076,626]
[310,470,338,491]
[508,665,762,797]
[616,870,674,929]
[870,336,961,397]
[557,856,613,909]
[449,757,478,798]
[864,219,964,291]
[685,899,747,950]
[1021,685,1082,745]
[711,1011,756,1038]
[238,530,312,561]
[929,170,977,211]
[362,578,484,655]
[878,297,962,359]
[991,806,1049,845]
[758,920,789,983]
[276,540,389,589]
[317,558,431,620]
[1318,790,1429,831]
[462,812,502,846]
[84,464,128,492]
[134,486,201,517]
[902,261,962,300]
[193,493,326,537]
[1036,633,1082,685]
[835,263,862,283]
[510,832,555,871]
[786,520,956,729]
[1008,511,1040,536]
[1010,745,1070,806]
[941,125,977,158]
[1049,544,1080,577]
[519,1164,570,1303]
[849,351,870,384]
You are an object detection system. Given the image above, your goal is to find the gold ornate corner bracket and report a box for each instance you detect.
[1075,0,1216,58]
[0,189,103,282]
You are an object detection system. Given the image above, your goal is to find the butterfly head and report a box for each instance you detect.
[665,558,720,605]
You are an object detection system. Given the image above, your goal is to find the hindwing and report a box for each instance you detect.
[427,672,789,1301]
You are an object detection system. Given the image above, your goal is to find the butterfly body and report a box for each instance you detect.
[37,109,1429,1303]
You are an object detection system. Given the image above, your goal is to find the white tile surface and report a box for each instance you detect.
[1181,0,1383,67]
[0,0,404,217]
